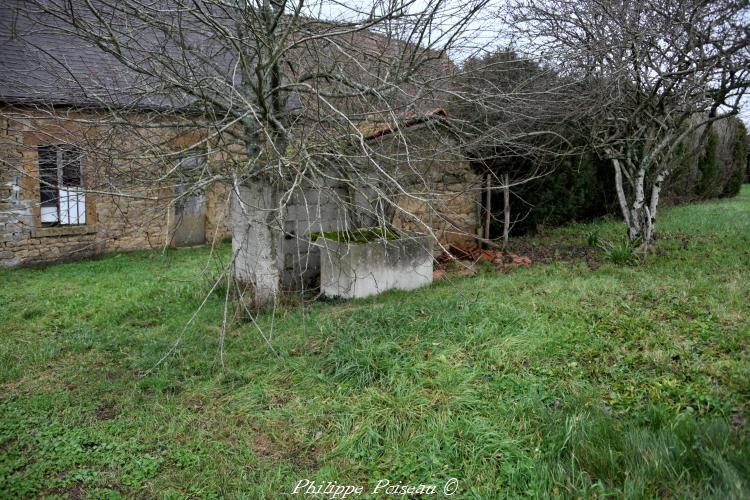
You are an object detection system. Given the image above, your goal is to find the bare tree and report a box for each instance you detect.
[3,0,504,307]
[509,0,750,246]
[449,49,585,244]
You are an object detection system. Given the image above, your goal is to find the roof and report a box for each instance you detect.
[362,109,451,140]
[0,1,452,115]
[0,1,237,110]
[2,3,119,107]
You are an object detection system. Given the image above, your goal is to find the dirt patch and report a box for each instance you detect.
[731,410,747,429]
[506,241,597,265]
[290,444,319,469]
[0,437,15,453]
[94,401,117,421]
[182,395,206,412]
[251,427,319,470]
[252,431,278,460]
[268,392,292,408]
[46,486,84,499]
[435,242,600,276]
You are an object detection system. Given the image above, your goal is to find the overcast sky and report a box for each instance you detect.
[305,1,749,126]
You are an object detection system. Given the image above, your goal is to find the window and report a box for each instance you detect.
[38,144,86,226]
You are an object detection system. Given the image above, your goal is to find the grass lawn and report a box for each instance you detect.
[1,188,749,498]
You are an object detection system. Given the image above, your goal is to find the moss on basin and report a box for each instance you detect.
[309,227,399,243]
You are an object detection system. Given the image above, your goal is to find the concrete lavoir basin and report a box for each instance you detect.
[316,232,433,299]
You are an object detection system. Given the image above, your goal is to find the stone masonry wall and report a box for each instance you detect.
[373,123,482,252]
[0,113,33,267]
[0,107,228,268]
[393,162,481,252]
[205,181,232,244]
[2,108,478,270]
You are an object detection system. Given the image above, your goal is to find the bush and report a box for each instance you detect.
[666,117,748,203]
[488,117,749,238]
[490,152,615,236]
[696,129,721,198]
[721,120,748,197]
[598,238,641,266]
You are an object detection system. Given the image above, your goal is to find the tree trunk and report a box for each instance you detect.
[612,159,631,228]
[625,175,656,248]
[231,180,282,309]
[612,160,668,249]
[646,170,668,244]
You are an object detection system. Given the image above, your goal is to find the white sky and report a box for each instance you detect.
[304,1,749,127]
[303,0,505,58]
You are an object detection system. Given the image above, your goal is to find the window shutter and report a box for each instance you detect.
[38,146,58,207]
[61,145,82,187]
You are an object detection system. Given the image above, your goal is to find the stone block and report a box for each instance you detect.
[319,234,433,299]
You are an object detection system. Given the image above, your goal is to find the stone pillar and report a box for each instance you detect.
[231,181,282,308]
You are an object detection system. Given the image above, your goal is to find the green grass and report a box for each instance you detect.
[1,188,749,498]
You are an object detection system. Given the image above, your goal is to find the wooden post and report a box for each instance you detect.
[484,171,492,246]
[503,173,510,249]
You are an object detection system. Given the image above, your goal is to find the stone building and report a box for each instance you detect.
[259,110,483,290]
[0,108,233,267]
[0,3,481,274]
[0,1,233,268]
[0,107,480,272]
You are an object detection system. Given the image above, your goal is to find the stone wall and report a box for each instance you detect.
[0,107,228,268]
[205,181,232,244]
[393,164,481,252]
[1,115,36,267]
[370,123,482,251]
[2,108,479,270]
